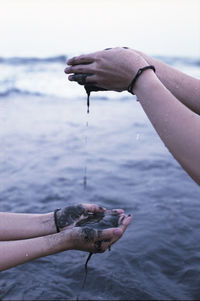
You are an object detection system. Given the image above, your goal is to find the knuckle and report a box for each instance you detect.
[70,66,75,73]
[77,66,83,72]
[93,61,98,68]
[79,55,85,62]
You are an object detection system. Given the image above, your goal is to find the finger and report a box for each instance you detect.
[108,215,132,245]
[81,203,106,213]
[84,74,98,84]
[118,213,126,225]
[68,74,97,84]
[118,214,132,232]
[64,63,94,74]
[99,227,122,241]
[67,54,95,66]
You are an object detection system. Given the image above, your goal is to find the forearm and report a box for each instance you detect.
[134,71,200,185]
[0,231,71,271]
[0,212,56,240]
[137,50,200,115]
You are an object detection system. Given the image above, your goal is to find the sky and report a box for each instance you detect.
[0,0,199,58]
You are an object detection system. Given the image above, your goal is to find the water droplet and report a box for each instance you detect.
[136,133,140,140]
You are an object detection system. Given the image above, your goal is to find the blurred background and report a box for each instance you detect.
[0,0,199,58]
[0,1,200,300]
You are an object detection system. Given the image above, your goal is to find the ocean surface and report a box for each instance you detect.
[0,55,200,300]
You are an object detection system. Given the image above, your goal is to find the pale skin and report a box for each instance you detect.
[0,203,132,271]
[65,47,200,185]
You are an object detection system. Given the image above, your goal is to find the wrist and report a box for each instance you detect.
[133,68,158,94]
[128,66,156,95]
[36,212,57,236]
[133,70,160,98]
[58,230,74,251]
[44,231,73,254]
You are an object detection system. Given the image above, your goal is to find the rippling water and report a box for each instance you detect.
[0,56,200,300]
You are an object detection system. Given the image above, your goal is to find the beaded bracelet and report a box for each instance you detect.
[127,65,156,95]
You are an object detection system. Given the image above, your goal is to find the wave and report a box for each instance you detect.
[0,88,44,97]
[0,55,67,65]
[0,54,199,66]
[0,54,199,99]
[154,55,200,67]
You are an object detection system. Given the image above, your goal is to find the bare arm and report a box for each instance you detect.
[137,50,200,115]
[0,212,56,240]
[0,214,131,271]
[134,70,200,185]
[0,231,70,271]
[0,204,106,241]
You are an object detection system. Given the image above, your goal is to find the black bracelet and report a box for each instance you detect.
[54,208,61,233]
[127,65,156,95]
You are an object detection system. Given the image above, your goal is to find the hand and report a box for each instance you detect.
[65,47,148,92]
[55,203,124,231]
[65,211,132,253]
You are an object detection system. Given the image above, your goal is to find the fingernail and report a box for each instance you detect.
[120,215,125,222]
[64,68,70,74]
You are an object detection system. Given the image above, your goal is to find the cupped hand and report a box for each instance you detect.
[55,203,107,231]
[67,212,132,253]
[64,47,148,92]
